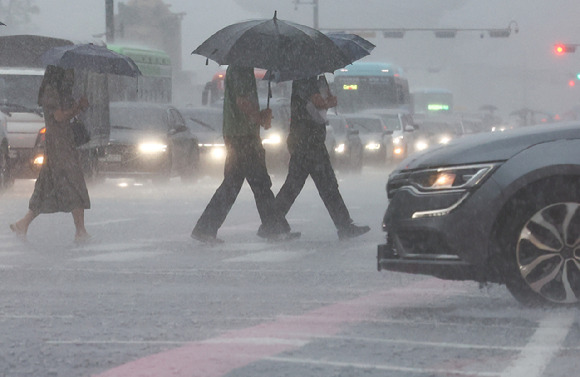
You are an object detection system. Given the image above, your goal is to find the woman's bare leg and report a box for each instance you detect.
[72,208,90,241]
[11,210,38,236]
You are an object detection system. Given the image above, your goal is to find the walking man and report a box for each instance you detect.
[274,75,370,240]
[192,65,300,243]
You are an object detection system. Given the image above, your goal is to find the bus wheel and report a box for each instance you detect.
[181,145,200,184]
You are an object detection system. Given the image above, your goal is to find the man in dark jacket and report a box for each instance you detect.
[192,65,300,243]
[274,75,370,240]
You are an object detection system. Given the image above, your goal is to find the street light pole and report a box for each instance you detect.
[105,0,115,42]
[294,0,319,29]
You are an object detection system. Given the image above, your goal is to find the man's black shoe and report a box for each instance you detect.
[191,229,224,244]
[337,224,370,240]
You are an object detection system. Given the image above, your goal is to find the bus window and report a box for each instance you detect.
[333,62,410,113]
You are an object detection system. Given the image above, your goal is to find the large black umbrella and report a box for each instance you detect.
[192,11,352,105]
[264,32,375,82]
[40,43,142,77]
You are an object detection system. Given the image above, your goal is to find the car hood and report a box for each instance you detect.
[397,122,580,170]
[195,131,224,144]
[108,129,167,145]
[358,132,386,143]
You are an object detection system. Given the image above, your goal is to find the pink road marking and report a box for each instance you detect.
[94,278,461,377]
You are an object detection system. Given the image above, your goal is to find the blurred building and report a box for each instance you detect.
[116,0,184,71]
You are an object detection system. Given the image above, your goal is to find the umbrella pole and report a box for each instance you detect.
[267,79,271,109]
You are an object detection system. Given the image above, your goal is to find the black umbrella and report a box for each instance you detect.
[264,32,375,82]
[192,11,352,105]
[40,43,142,77]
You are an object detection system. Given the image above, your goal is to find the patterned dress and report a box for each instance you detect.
[28,83,90,213]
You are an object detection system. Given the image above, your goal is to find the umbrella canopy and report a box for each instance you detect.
[325,32,375,61]
[41,43,142,77]
[264,32,375,82]
[192,11,352,80]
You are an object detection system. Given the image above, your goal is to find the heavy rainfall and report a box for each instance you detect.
[0,1,578,376]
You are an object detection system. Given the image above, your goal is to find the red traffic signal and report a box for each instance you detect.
[554,43,576,55]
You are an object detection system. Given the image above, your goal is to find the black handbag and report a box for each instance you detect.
[71,116,90,146]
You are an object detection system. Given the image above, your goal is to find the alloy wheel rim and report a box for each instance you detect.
[516,202,580,303]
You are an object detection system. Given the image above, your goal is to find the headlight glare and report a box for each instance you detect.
[409,164,497,191]
[139,143,167,154]
[334,143,346,153]
[365,142,381,150]
[262,133,282,145]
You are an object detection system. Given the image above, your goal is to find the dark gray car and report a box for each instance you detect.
[378,121,580,306]
[97,102,199,184]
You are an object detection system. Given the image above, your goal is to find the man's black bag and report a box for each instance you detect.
[71,117,90,146]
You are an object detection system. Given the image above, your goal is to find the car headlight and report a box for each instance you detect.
[409,164,497,192]
[334,143,346,153]
[262,133,282,145]
[139,142,167,154]
[393,136,403,145]
[365,142,381,150]
[438,135,452,144]
[414,140,429,151]
[210,146,226,160]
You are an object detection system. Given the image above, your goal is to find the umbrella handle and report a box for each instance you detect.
[267,79,272,109]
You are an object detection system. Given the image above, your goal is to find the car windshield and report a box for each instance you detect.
[110,107,167,131]
[376,114,403,131]
[420,121,463,136]
[328,117,346,135]
[345,117,385,133]
[0,74,44,112]
[183,110,223,133]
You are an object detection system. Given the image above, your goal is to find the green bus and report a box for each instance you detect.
[107,44,172,103]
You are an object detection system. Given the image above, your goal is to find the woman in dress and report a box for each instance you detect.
[10,65,91,243]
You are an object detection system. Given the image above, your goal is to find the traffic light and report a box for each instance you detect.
[554,43,576,55]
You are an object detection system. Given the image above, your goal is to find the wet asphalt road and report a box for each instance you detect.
[0,167,578,377]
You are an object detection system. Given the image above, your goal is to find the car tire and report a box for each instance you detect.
[498,178,580,306]
[81,148,105,185]
[152,154,172,185]
[181,145,200,184]
[352,146,363,174]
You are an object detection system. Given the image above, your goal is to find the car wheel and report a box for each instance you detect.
[180,145,200,184]
[499,180,580,306]
[152,154,172,185]
[81,148,105,185]
[352,147,363,173]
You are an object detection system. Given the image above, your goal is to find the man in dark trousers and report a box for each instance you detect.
[273,75,370,240]
[192,65,300,243]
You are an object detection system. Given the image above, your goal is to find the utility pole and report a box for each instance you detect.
[294,0,319,29]
[105,0,115,42]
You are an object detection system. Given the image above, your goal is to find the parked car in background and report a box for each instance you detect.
[341,114,393,166]
[326,113,363,173]
[411,115,465,153]
[362,108,418,161]
[0,100,45,178]
[378,121,580,306]
[179,106,225,174]
[0,110,13,193]
[97,102,199,184]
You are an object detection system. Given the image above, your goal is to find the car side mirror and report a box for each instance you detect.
[169,125,188,135]
[404,124,416,132]
[383,130,394,136]
[347,129,359,136]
